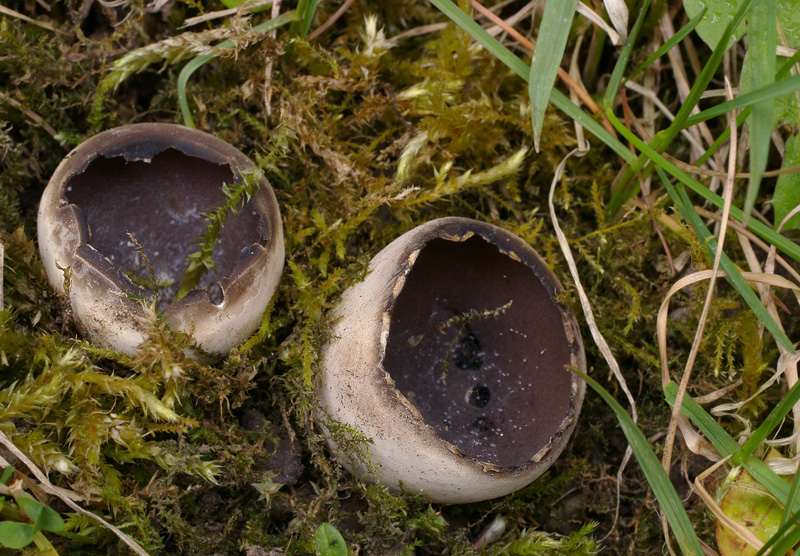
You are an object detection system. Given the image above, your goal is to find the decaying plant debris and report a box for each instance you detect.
[3,0,800,554]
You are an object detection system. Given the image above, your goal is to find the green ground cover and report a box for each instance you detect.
[2,0,800,554]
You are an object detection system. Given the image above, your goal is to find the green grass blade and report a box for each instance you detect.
[683,74,800,128]
[733,376,800,465]
[664,383,738,452]
[606,0,756,219]
[551,91,634,162]
[178,11,298,128]
[608,111,800,265]
[781,470,800,529]
[604,0,650,108]
[178,53,215,128]
[626,7,707,83]
[576,370,704,555]
[744,0,776,224]
[695,108,749,166]
[300,0,319,36]
[665,382,800,513]
[290,0,318,37]
[528,0,578,151]
[668,0,754,127]
[755,515,800,556]
[428,0,635,162]
[0,465,14,484]
[778,47,800,80]
[697,47,800,167]
[658,171,794,352]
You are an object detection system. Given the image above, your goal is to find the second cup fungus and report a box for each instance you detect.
[318,217,585,504]
[37,123,284,357]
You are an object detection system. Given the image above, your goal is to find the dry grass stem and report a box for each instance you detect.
[660,10,717,166]
[570,33,587,151]
[662,79,737,426]
[263,0,281,116]
[700,88,740,99]
[307,0,357,41]
[695,206,800,285]
[548,146,639,542]
[694,458,767,553]
[392,23,449,41]
[0,92,59,138]
[485,0,538,37]
[575,1,621,45]
[660,87,737,547]
[0,4,60,33]
[181,0,273,27]
[663,153,800,179]
[601,0,628,42]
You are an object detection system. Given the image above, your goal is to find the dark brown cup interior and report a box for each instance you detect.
[384,236,572,468]
[64,148,267,308]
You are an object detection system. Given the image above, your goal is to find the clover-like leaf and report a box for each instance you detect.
[17,497,65,534]
[0,521,35,549]
[315,523,347,556]
[717,467,785,555]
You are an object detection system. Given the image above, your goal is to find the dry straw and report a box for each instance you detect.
[547,145,639,541]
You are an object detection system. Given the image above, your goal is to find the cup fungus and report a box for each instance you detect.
[37,123,284,356]
[318,217,585,504]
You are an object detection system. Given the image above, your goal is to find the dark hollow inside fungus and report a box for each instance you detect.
[384,236,573,468]
[64,149,267,308]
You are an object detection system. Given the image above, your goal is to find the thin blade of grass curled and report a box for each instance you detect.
[178,10,298,128]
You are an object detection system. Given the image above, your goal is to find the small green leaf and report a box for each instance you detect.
[773,134,800,231]
[220,0,243,7]
[0,521,35,549]
[683,0,747,50]
[16,498,64,534]
[251,478,285,499]
[528,0,578,151]
[0,466,13,485]
[315,523,347,556]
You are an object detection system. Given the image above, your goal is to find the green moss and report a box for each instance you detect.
[1,2,796,554]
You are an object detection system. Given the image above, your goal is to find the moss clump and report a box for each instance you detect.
[2,0,796,554]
